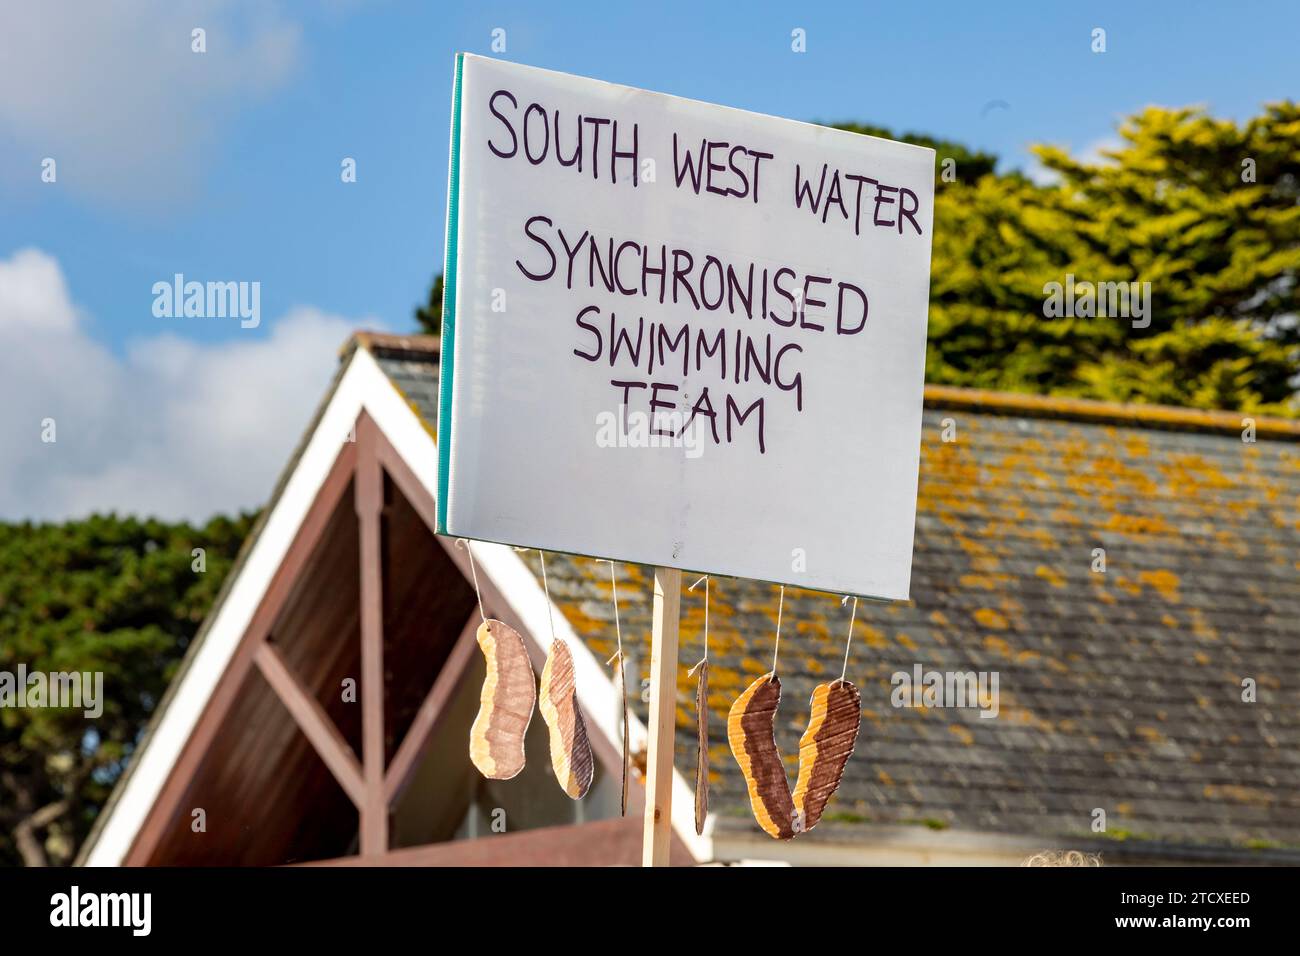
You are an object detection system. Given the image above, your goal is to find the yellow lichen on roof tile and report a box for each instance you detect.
[1066,471,1115,496]
[860,624,888,649]
[706,685,739,709]
[974,608,1009,630]
[1123,435,1150,457]
[960,572,1014,590]
[1104,513,1174,536]
[1092,456,1159,495]
[948,724,974,746]
[1035,565,1066,588]
[983,635,1011,657]
[1184,608,1216,641]
[997,706,1054,733]
[956,534,994,557]
[1160,454,1237,497]
[1139,569,1181,601]
[997,452,1052,484]
[1048,506,1084,527]
[1021,526,1057,548]
[1117,574,1145,596]
[1204,785,1275,808]
[923,383,1300,439]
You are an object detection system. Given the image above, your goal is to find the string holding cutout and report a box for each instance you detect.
[770,584,786,680]
[838,594,859,686]
[512,546,593,799]
[688,575,710,676]
[540,552,558,646]
[600,556,621,671]
[455,538,486,625]
[514,546,559,647]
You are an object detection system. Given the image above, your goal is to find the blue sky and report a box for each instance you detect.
[4,0,1297,354]
[0,0,1296,520]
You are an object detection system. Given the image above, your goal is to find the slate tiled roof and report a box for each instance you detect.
[364,333,1300,860]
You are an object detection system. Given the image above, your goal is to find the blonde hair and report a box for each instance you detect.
[1021,850,1103,867]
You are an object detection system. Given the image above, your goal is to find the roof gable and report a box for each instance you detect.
[82,342,704,865]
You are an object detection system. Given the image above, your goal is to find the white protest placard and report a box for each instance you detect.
[436,54,935,600]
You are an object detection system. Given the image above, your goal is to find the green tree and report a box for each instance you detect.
[415,273,444,337]
[0,512,255,865]
[927,101,1299,414]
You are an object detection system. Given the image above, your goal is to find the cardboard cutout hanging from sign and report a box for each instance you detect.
[792,681,861,833]
[469,620,536,780]
[539,639,595,799]
[727,674,796,840]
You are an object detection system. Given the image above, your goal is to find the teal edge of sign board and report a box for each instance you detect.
[436,52,464,535]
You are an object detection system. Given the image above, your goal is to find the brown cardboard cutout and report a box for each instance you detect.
[539,639,594,799]
[792,681,861,833]
[469,620,535,780]
[727,674,795,839]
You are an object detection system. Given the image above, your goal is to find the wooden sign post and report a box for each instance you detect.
[642,566,682,866]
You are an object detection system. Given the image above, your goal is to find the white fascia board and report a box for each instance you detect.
[88,350,395,865]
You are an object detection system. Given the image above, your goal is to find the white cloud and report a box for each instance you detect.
[0,248,81,331]
[1021,160,1061,187]
[1023,134,1125,186]
[0,248,379,522]
[1077,136,1125,166]
[0,1,301,205]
